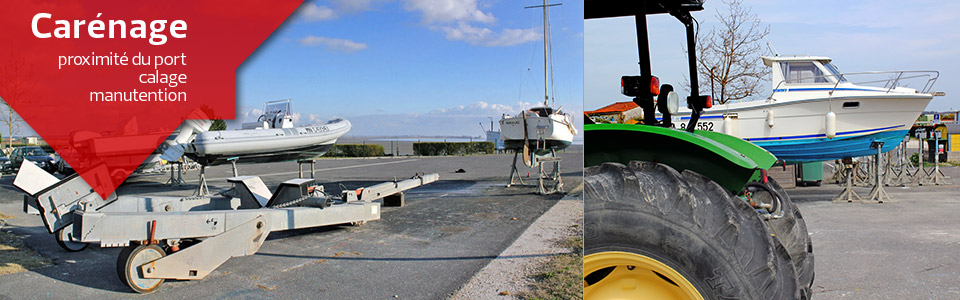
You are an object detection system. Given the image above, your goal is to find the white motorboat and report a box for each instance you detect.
[663,55,938,163]
[499,0,577,156]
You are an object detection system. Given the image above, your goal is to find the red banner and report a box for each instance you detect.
[0,0,304,198]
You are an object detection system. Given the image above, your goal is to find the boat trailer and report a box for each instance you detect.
[14,162,438,293]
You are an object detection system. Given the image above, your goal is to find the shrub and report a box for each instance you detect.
[412,142,494,156]
[322,144,385,157]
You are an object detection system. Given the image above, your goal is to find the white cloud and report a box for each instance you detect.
[299,35,368,52]
[426,101,533,116]
[331,0,389,13]
[403,0,495,24]
[291,112,324,125]
[401,0,540,47]
[297,2,337,22]
[439,22,541,47]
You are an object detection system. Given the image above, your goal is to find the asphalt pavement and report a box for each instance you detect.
[0,147,582,299]
[793,165,960,299]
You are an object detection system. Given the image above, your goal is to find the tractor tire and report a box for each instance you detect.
[762,177,816,299]
[584,161,800,300]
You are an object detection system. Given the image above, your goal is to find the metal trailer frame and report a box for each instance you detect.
[15,162,438,293]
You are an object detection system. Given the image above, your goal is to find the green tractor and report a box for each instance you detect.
[583,1,814,299]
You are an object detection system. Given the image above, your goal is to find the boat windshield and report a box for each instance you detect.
[264,99,292,116]
[780,62,829,84]
[823,63,848,82]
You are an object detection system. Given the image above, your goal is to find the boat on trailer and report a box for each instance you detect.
[162,99,350,166]
[663,55,939,163]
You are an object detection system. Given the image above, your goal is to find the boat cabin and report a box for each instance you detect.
[528,107,554,117]
[763,56,847,90]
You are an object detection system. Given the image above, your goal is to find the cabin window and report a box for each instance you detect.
[823,63,848,82]
[843,101,860,109]
[781,62,829,84]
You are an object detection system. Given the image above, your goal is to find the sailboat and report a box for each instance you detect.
[499,0,578,166]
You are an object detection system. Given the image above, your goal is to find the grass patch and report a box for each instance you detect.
[519,226,583,300]
[0,217,51,275]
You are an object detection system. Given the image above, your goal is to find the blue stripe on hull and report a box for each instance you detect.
[752,130,909,164]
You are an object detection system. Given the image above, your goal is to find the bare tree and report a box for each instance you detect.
[690,0,769,104]
[0,53,33,150]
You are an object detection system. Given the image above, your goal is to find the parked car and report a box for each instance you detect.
[0,154,10,173]
[52,153,75,175]
[9,146,56,172]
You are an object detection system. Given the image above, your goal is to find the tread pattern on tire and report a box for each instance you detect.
[585,161,800,300]
[763,177,815,299]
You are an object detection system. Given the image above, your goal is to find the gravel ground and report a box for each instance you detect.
[451,186,583,300]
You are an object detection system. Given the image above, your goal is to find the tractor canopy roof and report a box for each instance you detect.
[585,0,704,19]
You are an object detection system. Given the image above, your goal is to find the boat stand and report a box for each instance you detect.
[298,159,316,179]
[865,143,890,203]
[888,139,911,186]
[227,157,240,177]
[165,161,186,186]
[829,160,846,184]
[912,136,932,185]
[833,159,862,203]
[506,149,564,195]
[534,150,564,195]
[507,150,528,187]
[194,166,210,196]
[926,143,949,185]
[854,158,871,186]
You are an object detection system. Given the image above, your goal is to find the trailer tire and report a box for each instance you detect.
[764,177,815,299]
[55,226,89,252]
[584,161,799,300]
[117,244,166,294]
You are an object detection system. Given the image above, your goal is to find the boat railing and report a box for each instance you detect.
[769,70,939,99]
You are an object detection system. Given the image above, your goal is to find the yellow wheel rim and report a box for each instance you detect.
[585,251,704,300]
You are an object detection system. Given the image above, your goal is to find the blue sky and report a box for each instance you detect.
[235,0,584,137]
[585,0,958,112]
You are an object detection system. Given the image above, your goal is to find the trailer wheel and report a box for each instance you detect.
[117,244,166,293]
[55,226,89,252]
[763,177,816,299]
[584,162,799,300]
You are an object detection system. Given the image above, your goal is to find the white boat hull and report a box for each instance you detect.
[187,119,351,165]
[500,112,576,153]
[666,91,932,163]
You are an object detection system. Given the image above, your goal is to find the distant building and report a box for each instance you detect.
[916,111,957,126]
[585,101,641,124]
[485,130,504,150]
[21,136,38,145]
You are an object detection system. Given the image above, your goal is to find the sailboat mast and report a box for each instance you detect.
[525,1,561,108]
[542,0,548,108]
